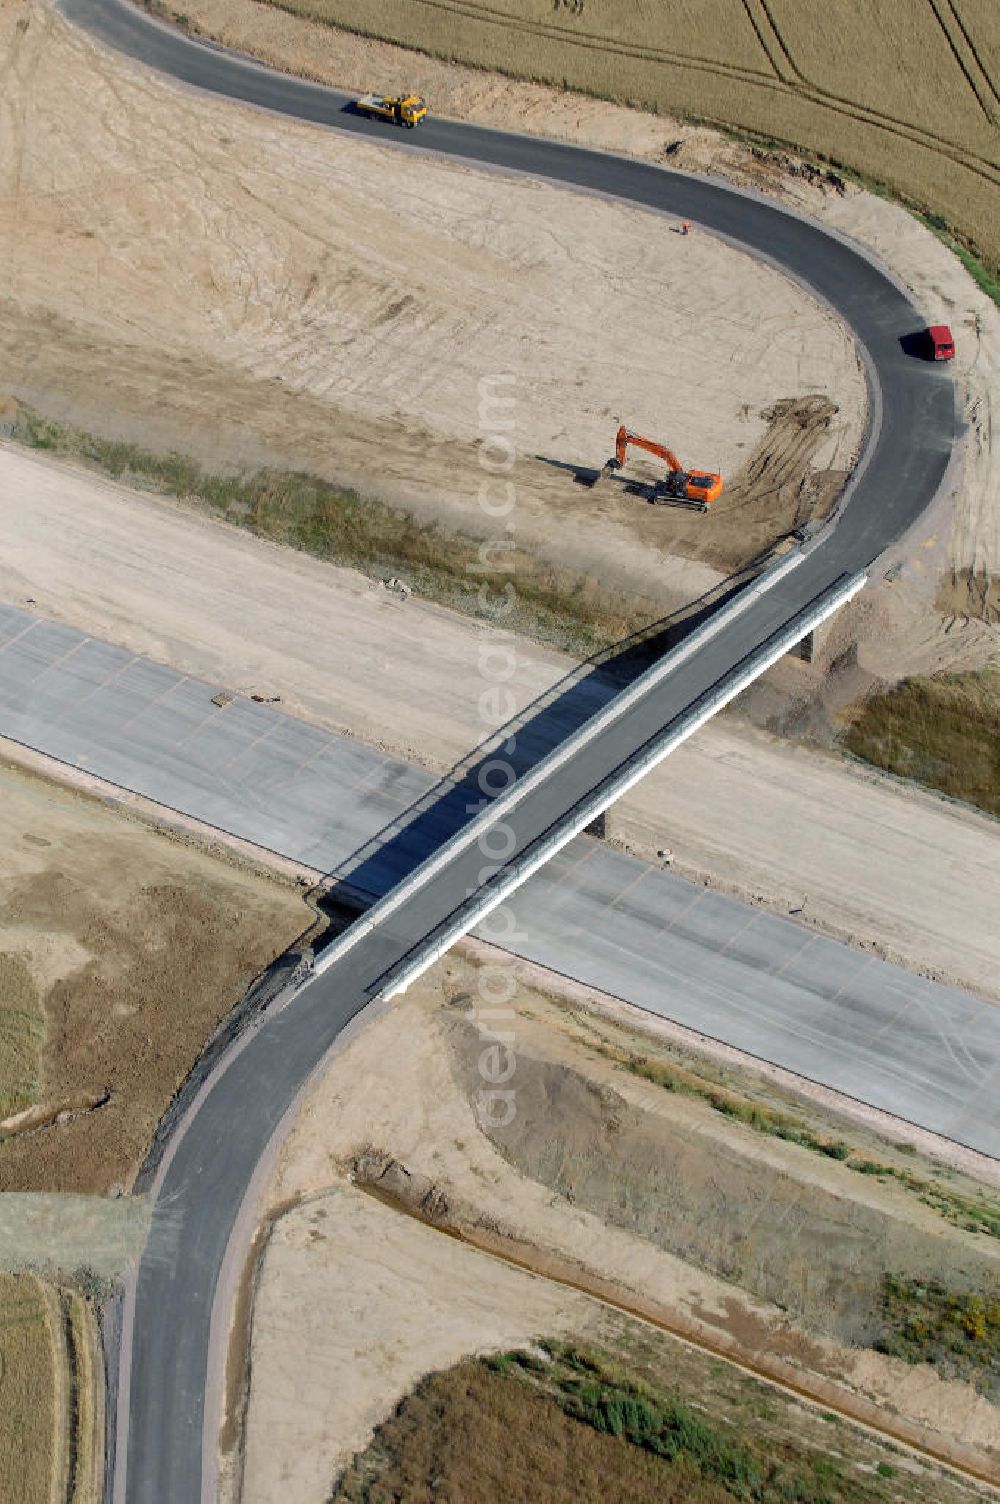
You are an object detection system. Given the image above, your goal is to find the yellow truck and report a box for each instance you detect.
[355,93,428,128]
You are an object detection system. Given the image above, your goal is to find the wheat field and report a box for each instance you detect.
[0,953,44,1120]
[0,1275,58,1504]
[266,0,1000,269]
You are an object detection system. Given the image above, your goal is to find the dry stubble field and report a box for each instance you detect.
[0,1271,102,1504]
[256,0,1000,275]
[0,1273,58,1504]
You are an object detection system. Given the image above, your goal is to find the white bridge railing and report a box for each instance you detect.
[303,553,865,1003]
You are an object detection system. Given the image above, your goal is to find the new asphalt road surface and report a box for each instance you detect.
[34,3,971,1498]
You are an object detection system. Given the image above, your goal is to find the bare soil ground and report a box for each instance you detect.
[236,1188,588,1504]
[234,955,1000,1498]
[0,0,863,610]
[0,950,45,1120]
[0,759,312,1192]
[5,441,999,1001]
[151,0,1000,664]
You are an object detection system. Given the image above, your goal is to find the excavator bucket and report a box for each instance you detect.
[585,460,618,491]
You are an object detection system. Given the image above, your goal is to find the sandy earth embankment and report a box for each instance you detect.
[238,1189,590,1503]
[230,963,1000,1501]
[0,0,865,601]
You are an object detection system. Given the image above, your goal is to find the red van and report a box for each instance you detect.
[927,324,955,360]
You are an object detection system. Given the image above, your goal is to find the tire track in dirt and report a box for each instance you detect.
[927,0,1000,128]
[742,0,796,84]
[352,0,780,88]
[752,0,1000,184]
[950,0,1000,108]
[0,7,46,243]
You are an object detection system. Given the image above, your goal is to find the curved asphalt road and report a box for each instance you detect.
[53,4,958,1499]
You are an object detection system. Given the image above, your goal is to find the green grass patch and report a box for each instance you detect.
[0,954,45,1119]
[611,1046,1000,1239]
[842,671,1000,818]
[335,1340,898,1502]
[544,1346,765,1489]
[920,213,1000,310]
[876,1274,1000,1398]
[12,408,660,660]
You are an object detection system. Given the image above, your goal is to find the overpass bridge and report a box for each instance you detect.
[118,551,863,1502]
[48,2,961,1498]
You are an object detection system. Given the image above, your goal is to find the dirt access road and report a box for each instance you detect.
[4,442,1000,1002]
[1,0,863,605]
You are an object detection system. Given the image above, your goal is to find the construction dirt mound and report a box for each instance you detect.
[650,395,848,572]
[726,396,848,537]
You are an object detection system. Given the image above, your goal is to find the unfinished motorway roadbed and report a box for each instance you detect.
[37,2,967,1500]
[0,600,996,1158]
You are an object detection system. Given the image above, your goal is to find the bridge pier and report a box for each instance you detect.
[791,608,838,665]
[793,630,815,663]
[585,808,613,840]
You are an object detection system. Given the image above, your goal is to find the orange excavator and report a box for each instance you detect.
[608,425,723,510]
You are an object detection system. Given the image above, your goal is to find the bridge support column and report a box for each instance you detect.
[792,609,838,665]
[585,808,613,840]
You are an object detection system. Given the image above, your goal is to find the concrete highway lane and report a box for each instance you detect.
[1,598,995,1155]
[49,4,962,1500]
[513,842,1000,1155]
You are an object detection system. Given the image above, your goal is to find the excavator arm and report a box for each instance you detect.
[614,426,683,472]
